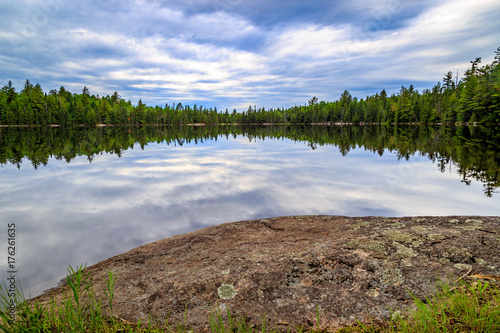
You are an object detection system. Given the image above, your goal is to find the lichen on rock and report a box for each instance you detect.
[381,267,404,286]
[454,263,472,270]
[427,233,447,241]
[217,283,238,299]
[392,243,417,259]
[384,230,423,247]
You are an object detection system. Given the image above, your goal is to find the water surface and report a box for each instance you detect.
[0,125,499,296]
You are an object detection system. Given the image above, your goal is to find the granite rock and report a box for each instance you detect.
[34,215,500,331]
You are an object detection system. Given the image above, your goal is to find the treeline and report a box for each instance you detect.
[1,125,498,196]
[1,48,499,126]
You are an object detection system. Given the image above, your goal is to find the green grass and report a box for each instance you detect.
[1,265,498,332]
[339,279,500,333]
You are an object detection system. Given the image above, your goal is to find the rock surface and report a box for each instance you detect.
[35,215,500,331]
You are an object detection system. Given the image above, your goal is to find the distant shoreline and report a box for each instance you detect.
[0,121,494,128]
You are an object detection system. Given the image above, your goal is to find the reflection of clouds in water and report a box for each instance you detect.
[0,137,499,297]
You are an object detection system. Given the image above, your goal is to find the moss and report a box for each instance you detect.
[217,283,238,299]
[448,219,460,223]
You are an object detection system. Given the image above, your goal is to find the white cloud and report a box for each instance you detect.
[1,0,499,108]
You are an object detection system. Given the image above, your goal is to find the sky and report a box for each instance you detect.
[1,0,499,110]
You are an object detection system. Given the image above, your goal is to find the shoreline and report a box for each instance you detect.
[32,215,500,331]
[1,122,496,128]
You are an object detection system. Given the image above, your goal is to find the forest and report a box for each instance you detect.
[1,47,499,126]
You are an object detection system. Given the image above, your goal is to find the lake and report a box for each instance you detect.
[0,125,499,297]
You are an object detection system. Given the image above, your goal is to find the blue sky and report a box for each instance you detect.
[1,0,499,110]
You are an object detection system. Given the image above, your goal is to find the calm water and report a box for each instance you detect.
[0,125,499,296]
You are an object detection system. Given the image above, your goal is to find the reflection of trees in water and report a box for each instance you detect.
[0,125,498,196]
[456,151,499,197]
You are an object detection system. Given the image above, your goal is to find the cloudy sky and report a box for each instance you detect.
[1,0,499,110]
